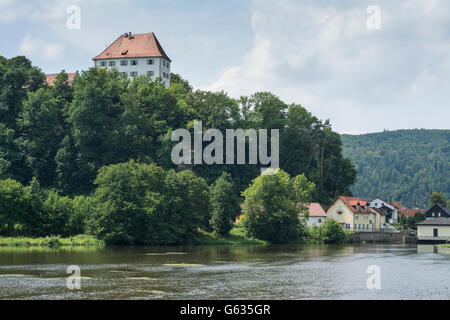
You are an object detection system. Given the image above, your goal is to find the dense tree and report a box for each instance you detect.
[0,56,359,242]
[93,161,210,245]
[210,172,241,237]
[242,169,314,243]
[320,219,346,243]
[429,192,446,207]
[0,56,45,129]
[342,129,449,208]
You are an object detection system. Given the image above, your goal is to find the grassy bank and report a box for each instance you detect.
[441,244,450,248]
[0,235,104,248]
[192,227,268,246]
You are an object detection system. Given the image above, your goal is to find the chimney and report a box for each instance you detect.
[124,32,129,38]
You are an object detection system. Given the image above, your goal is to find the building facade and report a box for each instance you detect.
[326,196,386,232]
[425,204,450,220]
[93,32,171,87]
[299,203,327,228]
[363,197,398,224]
[416,218,450,243]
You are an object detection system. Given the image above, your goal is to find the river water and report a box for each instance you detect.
[0,244,448,300]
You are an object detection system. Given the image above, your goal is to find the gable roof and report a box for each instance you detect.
[425,204,450,216]
[416,218,450,226]
[326,196,372,214]
[401,208,425,217]
[45,73,76,86]
[305,203,327,217]
[93,32,171,62]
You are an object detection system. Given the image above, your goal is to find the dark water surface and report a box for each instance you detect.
[0,244,449,300]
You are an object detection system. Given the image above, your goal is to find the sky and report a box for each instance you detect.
[1,0,449,134]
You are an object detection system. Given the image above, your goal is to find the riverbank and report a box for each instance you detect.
[0,235,103,247]
[192,227,268,245]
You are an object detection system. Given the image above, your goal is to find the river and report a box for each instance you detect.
[0,244,449,300]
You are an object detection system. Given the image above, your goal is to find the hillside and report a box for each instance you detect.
[341,129,449,209]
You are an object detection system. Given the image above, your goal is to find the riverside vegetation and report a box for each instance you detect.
[0,55,357,246]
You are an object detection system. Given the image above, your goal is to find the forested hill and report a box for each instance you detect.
[341,129,449,209]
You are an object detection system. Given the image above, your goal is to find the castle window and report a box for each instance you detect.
[147,59,154,65]
[120,60,128,66]
[100,61,107,67]
[131,60,138,66]
[109,61,116,67]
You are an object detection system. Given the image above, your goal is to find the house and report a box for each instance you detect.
[363,197,398,223]
[425,204,450,220]
[299,203,327,228]
[93,32,171,87]
[45,71,76,86]
[326,196,386,232]
[391,201,424,220]
[416,218,450,243]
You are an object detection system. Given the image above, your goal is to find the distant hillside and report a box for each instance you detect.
[341,129,449,209]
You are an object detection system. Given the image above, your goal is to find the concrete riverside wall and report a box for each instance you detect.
[350,232,416,243]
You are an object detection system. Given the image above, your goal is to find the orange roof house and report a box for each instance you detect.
[299,203,328,218]
[326,196,387,231]
[93,32,171,61]
[45,72,76,86]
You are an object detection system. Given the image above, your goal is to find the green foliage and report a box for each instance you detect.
[342,129,450,208]
[93,161,210,245]
[429,192,446,207]
[320,219,347,243]
[242,169,314,244]
[0,56,356,243]
[210,172,241,237]
[305,219,347,243]
[400,212,426,228]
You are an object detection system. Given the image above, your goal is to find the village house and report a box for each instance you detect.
[299,203,327,228]
[391,201,424,220]
[45,32,171,88]
[425,204,450,220]
[326,196,386,232]
[93,32,171,87]
[45,71,77,86]
[363,197,398,223]
[416,218,450,243]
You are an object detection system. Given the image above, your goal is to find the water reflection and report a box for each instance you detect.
[0,244,448,300]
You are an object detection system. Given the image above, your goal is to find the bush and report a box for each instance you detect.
[210,172,241,237]
[242,169,314,244]
[94,161,210,245]
[321,219,347,243]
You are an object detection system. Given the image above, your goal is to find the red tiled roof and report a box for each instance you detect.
[391,202,403,210]
[326,196,373,214]
[300,203,327,217]
[45,73,76,86]
[93,32,171,62]
[400,208,425,217]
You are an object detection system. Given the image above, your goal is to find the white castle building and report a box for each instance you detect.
[93,32,171,87]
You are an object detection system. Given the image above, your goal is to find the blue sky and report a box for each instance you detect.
[1,0,449,134]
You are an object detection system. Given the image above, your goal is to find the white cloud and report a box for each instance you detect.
[19,34,64,61]
[203,0,450,133]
